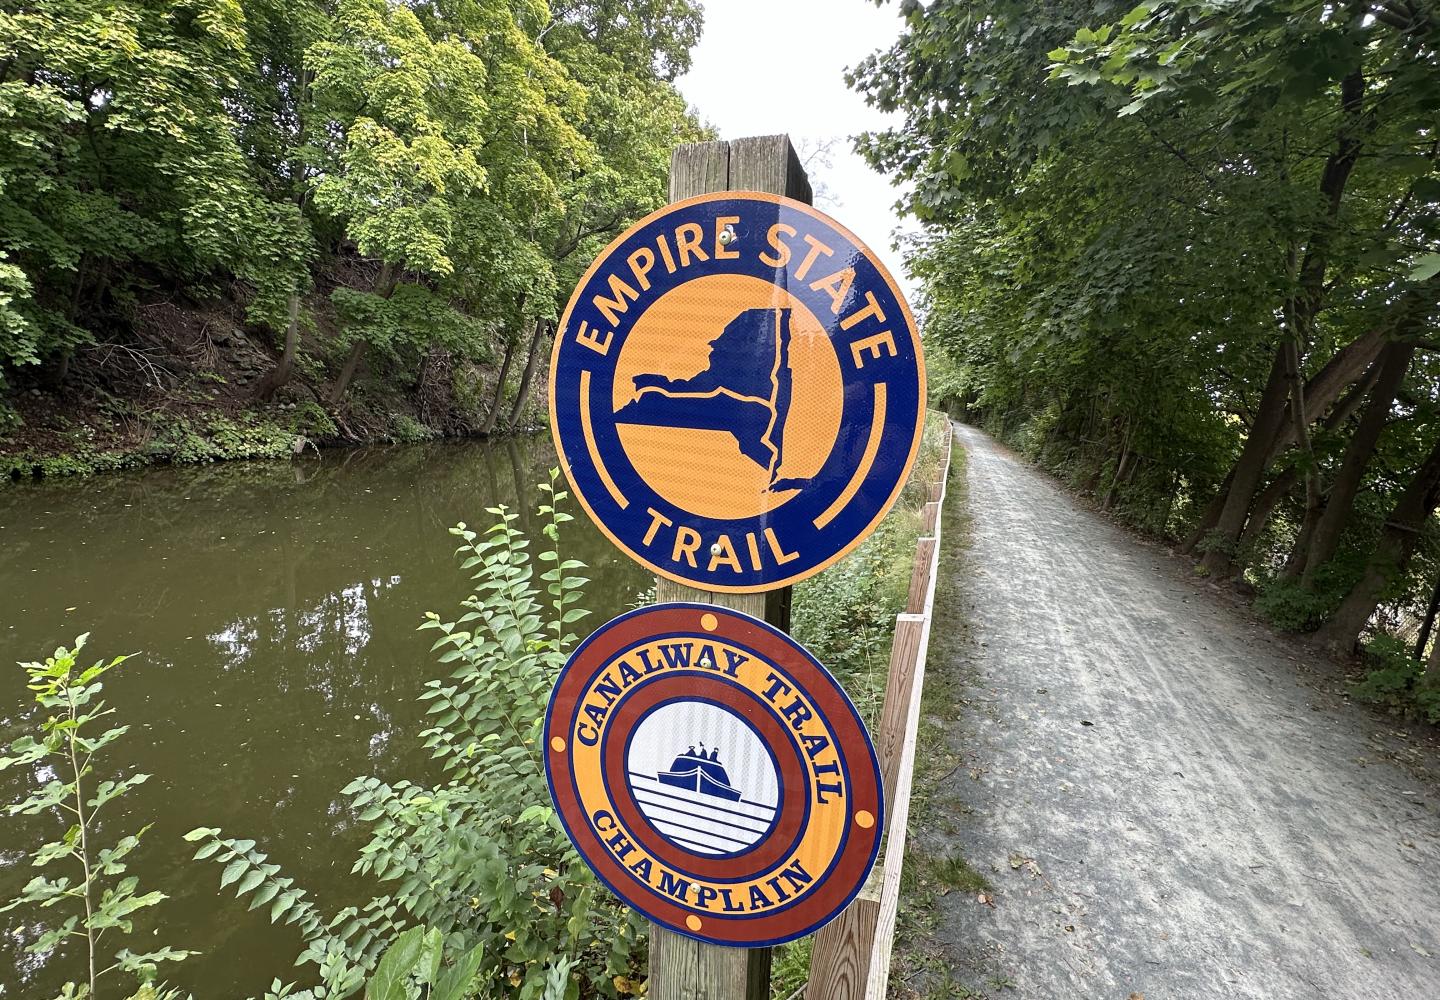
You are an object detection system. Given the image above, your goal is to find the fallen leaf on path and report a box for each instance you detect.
[1410,942,1432,958]
[977,893,995,908]
[1008,852,1043,878]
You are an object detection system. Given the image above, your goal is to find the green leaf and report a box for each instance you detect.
[236,869,267,896]
[433,943,486,1000]
[367,926,427,1000]
[220,858,248,889]
[1410,254,1440,282]
[1122,3,1154,27]
[517,805,553,825]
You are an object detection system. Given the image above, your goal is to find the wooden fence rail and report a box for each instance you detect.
[807,425,954,1000]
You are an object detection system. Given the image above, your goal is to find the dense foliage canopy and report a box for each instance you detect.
[857,0,1440,686]
[0,0,708,431]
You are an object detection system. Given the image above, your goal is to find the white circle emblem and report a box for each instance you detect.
[625,702,780,855]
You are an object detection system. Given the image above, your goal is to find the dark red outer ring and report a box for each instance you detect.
[545,605,883,946]
[601,673,810,880]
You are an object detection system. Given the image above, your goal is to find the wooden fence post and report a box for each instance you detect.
[647,134,811,1000]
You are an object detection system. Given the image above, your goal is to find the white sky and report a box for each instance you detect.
[675,0,919,305]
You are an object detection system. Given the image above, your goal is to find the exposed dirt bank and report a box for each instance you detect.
[2,291,545,481]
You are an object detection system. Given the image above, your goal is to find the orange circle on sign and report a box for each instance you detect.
[612,274,843,521]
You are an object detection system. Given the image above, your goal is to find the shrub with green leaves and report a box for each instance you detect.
[185,473,645,999]
[0,636,192,1000]
[1352,633,1440,724]
[792,414,950,725]
[359,926,486,1000]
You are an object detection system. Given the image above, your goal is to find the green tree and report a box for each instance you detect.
[0,0,302,384]
[856,0,1440,649]
[0,0,708,452]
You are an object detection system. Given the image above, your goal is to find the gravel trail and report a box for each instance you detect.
[920,423,1440,1000]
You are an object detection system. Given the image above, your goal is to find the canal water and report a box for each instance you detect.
[0,438,650,997]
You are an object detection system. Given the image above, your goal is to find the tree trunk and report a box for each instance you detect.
[1264,326,1387,462]
[507,318,551,428]
[1315,434,1440,655]
[1198,317,1400,554]
[1280,506,1323,582]
[1101,418,1132,512]
[1183,469,1234,553]
[1237,361,1381,553]
[1275,328,1324,576]
[1199,343,1293,575]
[328,262,398,406]
[1414,571,1440,662]
[328,339,366,406]
[1300,340,1417,584]
[1425,622,1440,693]
[255,292,302,403]
[1196,54,1377,564]
[481,335,520,435]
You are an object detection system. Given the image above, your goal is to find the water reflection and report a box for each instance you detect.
[0,436,648,996]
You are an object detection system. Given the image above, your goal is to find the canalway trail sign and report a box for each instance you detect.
[549,191,925,592]
[544,603,884,947]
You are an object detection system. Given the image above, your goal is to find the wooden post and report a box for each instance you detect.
[647,135,811,1000]
[920,500,939,535]
[874,614,926,814]
[904,538,937,615]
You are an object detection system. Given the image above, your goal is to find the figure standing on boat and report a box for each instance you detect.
[659,742,743,802]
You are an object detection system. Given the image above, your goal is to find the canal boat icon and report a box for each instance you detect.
[658,744,743,802]
[625,705,780,856]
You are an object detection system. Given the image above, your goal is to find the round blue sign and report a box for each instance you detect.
[549,191,925,592]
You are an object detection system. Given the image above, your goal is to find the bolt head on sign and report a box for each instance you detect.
[549,192,925,592]
[544,603,884,947]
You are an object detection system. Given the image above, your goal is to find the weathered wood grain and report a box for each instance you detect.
[729,134,812,203]
[875,613,925,815]
[648,133,812,1000]
[650,928,772,1000]
[905,537,937,615]
[670,140,730,201]
[804,893,879,1000]
[920,499,940,535]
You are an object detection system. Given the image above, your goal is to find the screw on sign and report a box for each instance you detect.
[544,604,884,946]
[548,191,925,593]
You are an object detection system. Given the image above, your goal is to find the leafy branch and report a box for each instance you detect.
[0,636,193,999]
